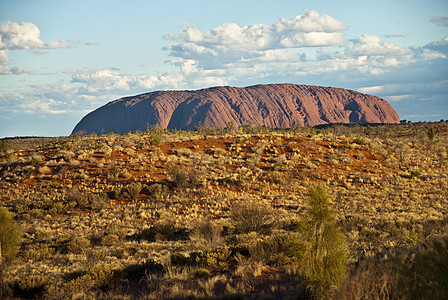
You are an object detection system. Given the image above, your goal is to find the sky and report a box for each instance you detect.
[0,0,447,137]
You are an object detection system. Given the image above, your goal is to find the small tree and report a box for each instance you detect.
[299,184,347,299]
[427,127,435,141]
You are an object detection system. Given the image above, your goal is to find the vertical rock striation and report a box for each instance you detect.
[72,84,400,134]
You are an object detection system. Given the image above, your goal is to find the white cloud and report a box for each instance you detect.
[165,10,346,52]
[163,10,440,84]
[0,21,72,51]
[358,85,385,94]
[159,11,345,88]
[0,21,45,50]
[49,40,70,49]
[279,31,345,47]
[19,98,67,115]
[347,34,408,56]
[275,9,347,33]
[0,49,9,65]
[68,68,185,94]
[0,21,72,75]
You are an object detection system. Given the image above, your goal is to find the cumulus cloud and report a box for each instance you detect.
[0,21,45,50]
[347,34,408,56]
[162,10,441,84]
[275,10,347,32]
[430,16,448,27]
[0,21,71,75]
[166,10,346,50]
[0,21,72,51]
[163,9,346,73]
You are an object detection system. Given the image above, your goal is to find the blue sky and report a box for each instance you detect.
[1,0,447,137]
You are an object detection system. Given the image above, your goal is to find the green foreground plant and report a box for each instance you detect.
[0,206,23,297]
[0,206,23,261]
[299,184,347,299]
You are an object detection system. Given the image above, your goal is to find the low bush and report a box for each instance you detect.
[168,164,188,189]
[0,206,23,261]
[66,188,90,209]
[142,220,188,241]
[248,234,300,265]
[67,236,91,254]
[336,235,448,299]
[190,219,224,250]
[147,183,165,200]
[0,140,9,153]
[122,183,143,199]
[13,274,50,299]
[65,263,115,293]
[230,201,276,234]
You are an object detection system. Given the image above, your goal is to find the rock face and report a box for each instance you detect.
[72,84,400,134]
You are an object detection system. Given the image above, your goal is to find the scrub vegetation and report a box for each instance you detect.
[1,121,447,299]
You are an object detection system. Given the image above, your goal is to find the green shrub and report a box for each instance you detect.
[13,274,50,299]
[66,263,115,292]
[351,138,365,145]
[67,236,91,254]
[147,183,165,200]
[427,127,435,140]
[196,247,232,271]
[66,189,90,209]
[22,244,55,261]
[0,206,23,260]
[149,134,162,146]
[298,184,347,299]
[0,140,9,153]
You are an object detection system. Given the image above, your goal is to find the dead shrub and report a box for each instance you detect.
[190,219,224,250]
[230,201,276,234]
[168,164,188,189]
[122,183,143,199]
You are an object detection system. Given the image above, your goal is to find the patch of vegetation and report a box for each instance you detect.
[0,121,447,299]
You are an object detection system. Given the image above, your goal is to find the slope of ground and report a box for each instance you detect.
[1,122,447,299]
